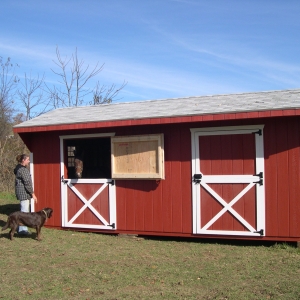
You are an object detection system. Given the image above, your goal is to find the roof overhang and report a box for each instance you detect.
[13,108,300,134]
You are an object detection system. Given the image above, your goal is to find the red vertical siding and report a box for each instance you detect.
[199,135,213,228]
[276,119,290,236]
[242,134,256,230]
[115,181,127,229]
[114,124,192,235]
[287,118,300,236]
[121,181,137,231]
[168,127,183,233]
[162,129,173,233]
[30,132,61,228]
[180,127,193,233]
[264,122,278,236]
[143,181,153,231]
[199,134,256,232]
[264,117,300,238]
[220,135,234,230]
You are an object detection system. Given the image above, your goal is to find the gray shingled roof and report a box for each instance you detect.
[14,89,300,128]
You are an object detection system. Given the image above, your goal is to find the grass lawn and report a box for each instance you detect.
[1,193,300,299]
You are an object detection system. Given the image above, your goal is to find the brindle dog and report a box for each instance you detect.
[2,207,53,241]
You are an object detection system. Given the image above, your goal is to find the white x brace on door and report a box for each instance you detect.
[191,125,265,236]
[61,178,116,230]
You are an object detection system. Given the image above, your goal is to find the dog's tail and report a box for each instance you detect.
[1,217,10,231]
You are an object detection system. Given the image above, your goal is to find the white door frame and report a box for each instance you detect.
[29,152,35,212]
[59,133,116,230]
[190,125,265,236]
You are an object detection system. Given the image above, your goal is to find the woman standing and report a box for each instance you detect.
[14,154,38,235]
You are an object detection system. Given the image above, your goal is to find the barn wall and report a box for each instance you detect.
[29,131,61,228]
[114,123,192,234]
[263,116,300,238]
[20,115,300,240]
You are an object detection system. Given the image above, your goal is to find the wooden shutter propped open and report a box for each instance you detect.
[111,134,164,179]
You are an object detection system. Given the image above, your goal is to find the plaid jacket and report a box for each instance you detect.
[14,165,33,201]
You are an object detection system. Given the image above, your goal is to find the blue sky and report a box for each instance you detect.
[1,0,300,104]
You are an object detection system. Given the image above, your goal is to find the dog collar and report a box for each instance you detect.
[42,210,48,219]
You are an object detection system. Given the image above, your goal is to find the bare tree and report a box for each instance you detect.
[0,58,28,192]
[0,49,127,193]
[46,46,126,108]
[91,80,127,105]
[17,72,51,120]
[0,113,28,192]
[0,57,19,140]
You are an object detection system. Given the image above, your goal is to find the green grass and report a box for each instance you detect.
[0,192,17,201]
[1,196,300,299]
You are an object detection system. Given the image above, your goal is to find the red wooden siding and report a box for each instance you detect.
[264,117,300,238]
[199,134,256,232]
[115,124,192,235]
[18,116,300,241]
[30,132,61,228]
[287,119,300,237]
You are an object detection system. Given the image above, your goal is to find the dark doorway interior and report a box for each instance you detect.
[65,137,111,179]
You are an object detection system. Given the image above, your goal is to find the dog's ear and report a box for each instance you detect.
[48,208,53,218]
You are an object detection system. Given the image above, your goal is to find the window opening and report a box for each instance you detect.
[67,146,76,167]
[65,138,111,179]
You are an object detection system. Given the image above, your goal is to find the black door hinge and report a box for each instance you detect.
[254,172,263,185]
[253,129,262,136]
[193,174,202,184]
[61,175,68,184]
[254,229,264,235]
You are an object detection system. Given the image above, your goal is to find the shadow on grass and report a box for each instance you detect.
[0,203,20,228]
[0,230,39,241]
[139,235,297,248]
[0,203,20,216]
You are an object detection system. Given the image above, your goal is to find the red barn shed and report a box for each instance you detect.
[13,89,300,242]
